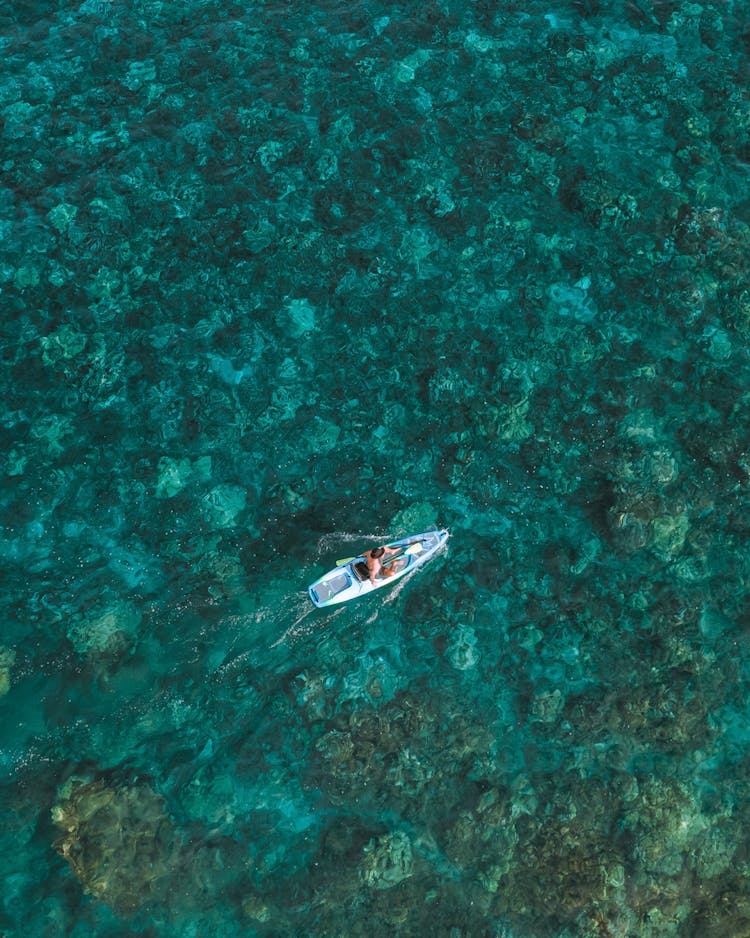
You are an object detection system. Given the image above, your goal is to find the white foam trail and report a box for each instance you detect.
[273,604,351,648]
[316,531,389,557]
[270,603,316,647]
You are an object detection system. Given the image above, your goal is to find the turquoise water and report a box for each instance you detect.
[3,0,750,934]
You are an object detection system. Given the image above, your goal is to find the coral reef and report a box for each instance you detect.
[51,776,182,914]
[3,0,750,935]
[0,646,16,697]
[66,600,141,658]
[359,830,414,889]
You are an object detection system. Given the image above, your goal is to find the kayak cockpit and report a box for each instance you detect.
[352,560,369,582]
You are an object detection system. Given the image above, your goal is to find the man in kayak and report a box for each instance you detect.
[365,545,400,584]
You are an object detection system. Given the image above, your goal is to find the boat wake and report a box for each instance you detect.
[382,571,412,605]
[270,600,316,648]
[316,530,389,558]
[272,602,351,648]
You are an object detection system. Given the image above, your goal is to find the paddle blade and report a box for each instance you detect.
[336,557,355,566]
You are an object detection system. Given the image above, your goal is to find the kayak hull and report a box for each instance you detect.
[308,529,449,608]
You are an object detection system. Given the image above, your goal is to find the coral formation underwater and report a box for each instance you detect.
[51,776,181,914]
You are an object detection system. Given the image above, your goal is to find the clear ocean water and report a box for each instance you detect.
[3,0,750,935]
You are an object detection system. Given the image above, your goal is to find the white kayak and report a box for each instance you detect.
[308,529,449,608]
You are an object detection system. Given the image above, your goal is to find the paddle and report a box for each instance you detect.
[336,541,424,567]
[385,542,424,565]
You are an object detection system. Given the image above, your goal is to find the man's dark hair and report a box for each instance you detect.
[371,547,385,558]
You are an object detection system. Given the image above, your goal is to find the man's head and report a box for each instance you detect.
[371,547,385,558]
